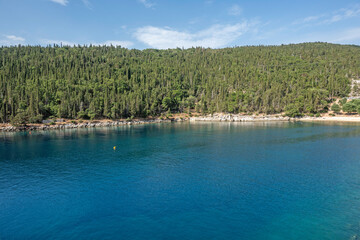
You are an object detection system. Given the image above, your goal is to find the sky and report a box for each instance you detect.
[0,0,360,49]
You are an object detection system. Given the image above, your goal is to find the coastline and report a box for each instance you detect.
[297,116,360,122]
[0,118,185,132]
[190,113,360,123]
[2,113,360,132]
[190,113,291,122]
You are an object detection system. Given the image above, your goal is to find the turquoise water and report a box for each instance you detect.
[1,122,360,239]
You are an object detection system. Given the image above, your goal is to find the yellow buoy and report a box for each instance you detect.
[113,146,116,150]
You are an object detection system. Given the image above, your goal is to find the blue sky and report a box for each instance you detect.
[0,0,360,49]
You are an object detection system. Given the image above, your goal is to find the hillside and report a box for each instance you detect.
[1,42,360,123]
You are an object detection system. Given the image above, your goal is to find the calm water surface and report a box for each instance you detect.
[1,122,360,239]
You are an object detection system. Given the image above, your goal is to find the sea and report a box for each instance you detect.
[1,122,360,239]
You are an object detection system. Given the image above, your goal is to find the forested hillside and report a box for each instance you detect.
[0,42,359,123]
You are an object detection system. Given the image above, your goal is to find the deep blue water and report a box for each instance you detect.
[1,122,360,239]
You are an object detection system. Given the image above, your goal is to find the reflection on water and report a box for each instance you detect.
[1,122,360,239]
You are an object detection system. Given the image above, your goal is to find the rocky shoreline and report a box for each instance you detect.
[190,113,360,123]
[190,113,292,122]
[0,118,185,132]
[2,113,360,132]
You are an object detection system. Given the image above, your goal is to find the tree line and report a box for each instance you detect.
[0,42,360,123]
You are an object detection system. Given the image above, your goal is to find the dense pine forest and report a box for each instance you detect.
[0,42,360,123]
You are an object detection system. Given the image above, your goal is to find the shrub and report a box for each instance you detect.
[339,98,347,106]
[28,114,43,123]
[126,116,134,122]
[343,102,357,113]
[331,104,341,113]
[87,111,96,120]
[285,104,302,117]
[77,111,88,119]
[11,111,29,126]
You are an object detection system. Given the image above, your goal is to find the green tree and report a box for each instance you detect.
[162,97,173,112]
[0,43,359,122]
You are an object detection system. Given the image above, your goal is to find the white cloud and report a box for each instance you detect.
[293,5,360,25]
[138,0,155,8]
[0,35,25,46]
[5,35,25,42]
[50,0,69,6]
[320,6,360,24]
[82,0,92,9]
[343,7,360,18]
[292,15,322,25]
[303,16,320,23]
[228,4,242,16]
[333,27,360,43]
[325,15,342,23]
[134,22,251,49]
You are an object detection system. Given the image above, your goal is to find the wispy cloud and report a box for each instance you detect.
[50,0,68,6]
[228,4,242,16]
[333,27,360,43]
[134,22,252,49]
[293,5,360,25]
[0,35,25,46]
[82,0,92,9]
[321,6,360,24]
[5,35,25,42]
[138,0,155,8]
[292,15,323,25]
